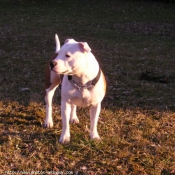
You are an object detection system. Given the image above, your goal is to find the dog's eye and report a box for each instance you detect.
[66,54,70,58]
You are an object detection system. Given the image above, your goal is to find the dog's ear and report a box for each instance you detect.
[55,34,60,53]
[64,38,75,44]
[64,39,70,44]
[79,42,91,53]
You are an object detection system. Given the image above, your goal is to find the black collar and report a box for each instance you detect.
[68,68,101,90]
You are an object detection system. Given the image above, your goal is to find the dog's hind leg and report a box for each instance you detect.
[70,105,79,124]
[44,71,60,128]
[44,35,61,128]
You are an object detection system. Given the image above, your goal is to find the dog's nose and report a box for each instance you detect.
[50,60,57,69]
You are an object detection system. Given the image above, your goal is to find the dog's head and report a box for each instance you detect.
[50,34,91,75]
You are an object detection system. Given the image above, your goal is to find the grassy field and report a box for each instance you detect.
[0,0,175,174]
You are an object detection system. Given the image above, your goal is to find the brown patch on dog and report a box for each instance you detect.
[101,70,107,94]
[44,53,58,96]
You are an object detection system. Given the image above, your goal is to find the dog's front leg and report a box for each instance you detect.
[90,103,101,140]
[59,101,71,144]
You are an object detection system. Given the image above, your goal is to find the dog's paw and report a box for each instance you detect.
[70,115,79,124]
[59,134,70,144]
[90,133,101,141]
[44,120,53,128]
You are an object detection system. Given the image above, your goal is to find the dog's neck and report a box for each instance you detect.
[68,67,101,91]
[71,53,99,85]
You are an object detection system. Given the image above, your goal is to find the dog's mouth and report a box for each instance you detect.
[51,69,73,75]
[61,70,69,74]
[58,70,73,75]
[65,72,74,76]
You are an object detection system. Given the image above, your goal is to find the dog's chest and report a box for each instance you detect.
[69,89,94,107]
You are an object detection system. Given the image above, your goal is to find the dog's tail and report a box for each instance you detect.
[55,34,60,53]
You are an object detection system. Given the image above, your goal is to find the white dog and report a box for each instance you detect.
[44,34,106,144]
